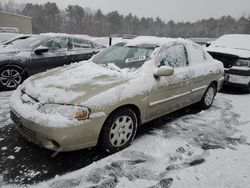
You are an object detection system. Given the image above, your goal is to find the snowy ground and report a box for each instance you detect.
[0,89,250,188]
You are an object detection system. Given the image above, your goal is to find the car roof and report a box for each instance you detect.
[123,36,187,48]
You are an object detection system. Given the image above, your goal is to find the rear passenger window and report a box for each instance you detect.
[160,44,187,68]
[187,43,207,64]
[72,38,92,49]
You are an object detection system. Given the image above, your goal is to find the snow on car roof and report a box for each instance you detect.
[38,33,94,40]
[211,34,250,51]
[125,36,184,47]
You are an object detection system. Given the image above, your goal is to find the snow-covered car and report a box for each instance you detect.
[10,36,224,153]
[0,34,32,47]
[0,33,104,91]
[206,34,250,91]
[0,33,20,43]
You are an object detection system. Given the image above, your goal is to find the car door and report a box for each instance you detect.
[146,44,192,120]
[29,37,71,75]
[69,37,95,63]
[186,43,216,102]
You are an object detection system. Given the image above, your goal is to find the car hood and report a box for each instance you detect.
[0,47,20,55]
[206,46,250,58]
[21,61,136,105]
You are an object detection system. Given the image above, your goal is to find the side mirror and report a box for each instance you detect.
[153,66,174,78]
[34,46,49,55]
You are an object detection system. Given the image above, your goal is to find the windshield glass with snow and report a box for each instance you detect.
[93,43,154,69]
[6,35,48,50]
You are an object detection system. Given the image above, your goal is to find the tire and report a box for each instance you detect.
[99,108,138,153]
[0,65,26,91]
[200,83,216,109]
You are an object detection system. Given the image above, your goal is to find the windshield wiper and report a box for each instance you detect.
[99,63,122,72]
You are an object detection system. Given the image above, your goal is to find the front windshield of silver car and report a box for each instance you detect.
[93,43,155,69]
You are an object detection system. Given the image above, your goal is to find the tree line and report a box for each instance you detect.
[1,0,250,38]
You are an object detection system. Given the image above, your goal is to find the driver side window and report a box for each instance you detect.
[40,37,69,51]
[160,44,188,68]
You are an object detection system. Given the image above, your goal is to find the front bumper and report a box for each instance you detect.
[10,109,106,151]
[10,88,107,151]
[224,73,250,87]
[224,67,250,87]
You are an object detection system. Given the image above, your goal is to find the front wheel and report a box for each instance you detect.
[0,65,26,91]
[99,108,138,153]
[200,84,216,109]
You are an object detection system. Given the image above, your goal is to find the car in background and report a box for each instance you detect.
[10,36,224,153]
[206,34,250,91]
[0,33,104,91]
[0,27,19,33]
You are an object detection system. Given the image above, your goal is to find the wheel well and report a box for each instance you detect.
[0,64,28,78]
[210,81,218,92]
[97,104,142,144]
[109,104,141,126]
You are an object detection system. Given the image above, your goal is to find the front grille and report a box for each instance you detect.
[21,89,39,105]
[225,68,250,76]
[17,125,40,145]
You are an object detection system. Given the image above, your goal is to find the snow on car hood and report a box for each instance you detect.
[206,46,250,58]
[0,47,20,55]
[21,61,136,105]
[206,34,250,58]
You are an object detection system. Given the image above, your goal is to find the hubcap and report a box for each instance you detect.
[204,87,214,106]
[109,115,134,147]
[0,69,22,88]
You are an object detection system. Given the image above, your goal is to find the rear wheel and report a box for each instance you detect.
[99,108,138,153]
[200,83,216,109]
[0,65,26,91]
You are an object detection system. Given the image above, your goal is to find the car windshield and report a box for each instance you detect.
[93,43,155,70]
[5,35,49,50]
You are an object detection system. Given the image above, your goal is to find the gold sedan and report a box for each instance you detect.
[10,37,224,153]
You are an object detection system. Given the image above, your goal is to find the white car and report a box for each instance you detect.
[206,34,250,91]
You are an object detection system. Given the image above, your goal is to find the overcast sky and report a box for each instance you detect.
[2,0,250,22]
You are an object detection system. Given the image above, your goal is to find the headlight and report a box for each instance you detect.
[235,59,250,67]
[38,104,90,121]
